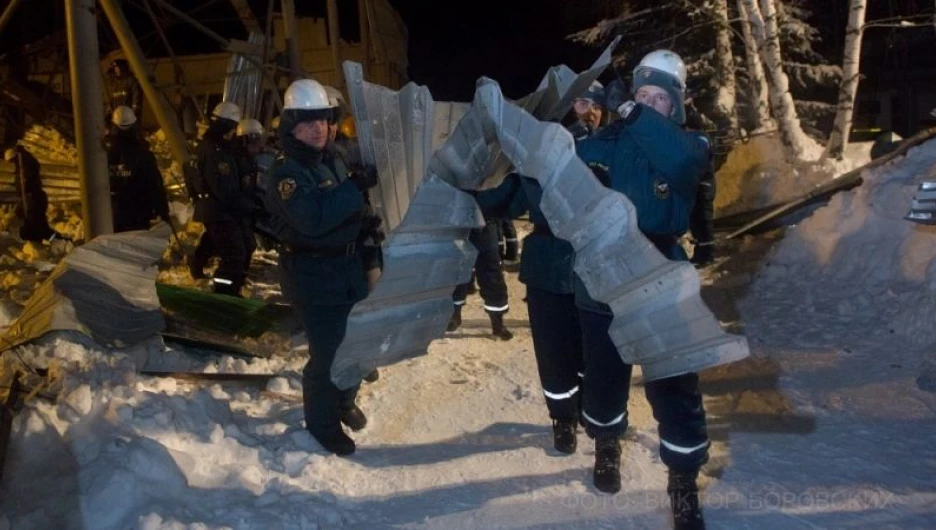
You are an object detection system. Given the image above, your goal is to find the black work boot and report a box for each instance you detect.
[310,427,356,456]
[690,244,715,268]
[668,469,705,530]
[593,436,622,494]
[504,240,519,262]
[340,404,368,432]
[447,305,463,332]
[552,418,578,454]
[489,311,513,340]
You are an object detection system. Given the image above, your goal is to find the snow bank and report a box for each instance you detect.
[715,134,872,216]
[0,336,346,530]
[743,138,936,348]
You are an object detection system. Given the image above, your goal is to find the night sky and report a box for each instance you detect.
[390,0,597,100]
[0,0,933,101]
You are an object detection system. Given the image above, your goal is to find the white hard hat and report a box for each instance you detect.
[3,148,15,162]
[236,118,265,137]
[324,85,344,108]
[634,49,687,90]
[212,101,243,122]
[111,105,137,127]
[283,79,331,111]
[633,49,688,125]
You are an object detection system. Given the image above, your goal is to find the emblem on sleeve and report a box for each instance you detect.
[653,178,670,200]
[218,161,231,176]
[278,178,297,200]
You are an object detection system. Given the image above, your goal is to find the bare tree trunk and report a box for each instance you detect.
[737,0,773,131]
[713,0,739,135]
[824,0,867,160]
[744,0,817,159]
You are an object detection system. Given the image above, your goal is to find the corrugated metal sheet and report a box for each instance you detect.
[0,226,169,353]
[335,34,748,384]
[332,62,484,388]
[223,32,266,119]
[468,79,748,381]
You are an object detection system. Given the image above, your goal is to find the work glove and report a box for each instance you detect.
[617,100,638,120]
[349,165,379,192]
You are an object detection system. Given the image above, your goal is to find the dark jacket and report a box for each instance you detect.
[11,147,56,242]
[107,131,169,232]
[573,105,710,313]
[263,149,368,305]
[194,133,255,223]
[474,174,576,294]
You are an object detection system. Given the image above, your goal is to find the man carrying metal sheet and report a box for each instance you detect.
[468,81,611,481]
[565,80,607,139]
[326,93,384,294]
[685,109,716,268]
[262,79,378,456]
[574,50,711,528]
[106,106,170,233]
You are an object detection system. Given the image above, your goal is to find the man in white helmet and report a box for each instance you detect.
[106,106,170,232]
[189,101,257,295]
[573,49,711,529]
[262,78,379,456]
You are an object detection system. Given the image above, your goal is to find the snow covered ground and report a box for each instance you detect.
[2,141,936,529]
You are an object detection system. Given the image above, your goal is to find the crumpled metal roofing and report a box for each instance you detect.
[332,33,747,387]
[0,226,169,353]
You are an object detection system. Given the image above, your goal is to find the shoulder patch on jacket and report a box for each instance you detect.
[218,161,231,176]
[278,178,297,200]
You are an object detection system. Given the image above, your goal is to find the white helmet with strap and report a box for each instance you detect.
[633,49,688,124]
[634,49,687,90]
[236,118,265,137]
[212,101,243,122]
[111,105,137,128]
[284,79,331,111]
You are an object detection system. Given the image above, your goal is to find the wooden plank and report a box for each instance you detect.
[161,332,271,359]
[139,370,276,387]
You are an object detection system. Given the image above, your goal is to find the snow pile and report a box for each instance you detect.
[0,335,351,530]
[715,134,872,216]
[742,138,936,348]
